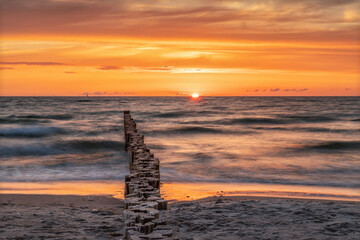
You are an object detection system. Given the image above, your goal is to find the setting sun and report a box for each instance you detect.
[191,93,199,98]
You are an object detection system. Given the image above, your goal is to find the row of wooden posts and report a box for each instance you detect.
[123,110,175,239]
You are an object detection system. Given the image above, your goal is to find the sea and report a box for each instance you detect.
[0,97,359,201]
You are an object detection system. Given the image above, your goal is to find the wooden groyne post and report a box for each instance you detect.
[123,110,174,240]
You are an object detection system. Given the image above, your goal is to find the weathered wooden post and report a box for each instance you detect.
[123,110,173,239]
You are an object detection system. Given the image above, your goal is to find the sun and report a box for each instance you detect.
[191,93,199,98]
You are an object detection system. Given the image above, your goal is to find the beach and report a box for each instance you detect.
[1,194,359,239]
[0,194,124,239]
[166,196,360,240]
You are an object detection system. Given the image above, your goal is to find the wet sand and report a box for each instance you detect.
[0,194,125,239]
[0,194,359,239]
[166,196,360,240]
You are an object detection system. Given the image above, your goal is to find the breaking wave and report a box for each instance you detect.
[0,117,49,124]
[152,110,222,118]
[18,114,73,120]
[296,141,360,151]
[0,140,124,157]
[145,126,249,135]
[277,115,336,122]
[0,126,67,138]
[251,126,360,133]
[0,114,73,124]
[153,111,192,118]
[222,118,284,125]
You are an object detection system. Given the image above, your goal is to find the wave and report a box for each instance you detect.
[161,167,360,189]
[0,139,124,157]
[169,126,224,134]
[57,139,124,151]
[231,115,337,125]
[296,141,360,151]
[75,99,92,102]
[295,127,360,133]
[280,115,336,123]
[211,106,228,110]
[0,114,73,124]
[19,114,73,120]
[185,115,343,126]
[0,126,67,138]
[153,111,192,118]
[152,110,222,118]
[146,126,240,135]
[84,126,124,136]
[221,117,286,125]
[0,117,50,124]
[251,126,360,133]
[84,110,122,115]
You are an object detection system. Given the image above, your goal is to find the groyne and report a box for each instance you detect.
[123,110,174,239]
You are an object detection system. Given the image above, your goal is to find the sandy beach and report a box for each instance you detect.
[0,194,125,239]
[1,194,359,240]
[166,196,360,240]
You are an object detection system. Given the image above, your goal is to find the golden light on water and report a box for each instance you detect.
[1,181,359,202]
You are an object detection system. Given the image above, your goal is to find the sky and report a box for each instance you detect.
[0,0,359,96]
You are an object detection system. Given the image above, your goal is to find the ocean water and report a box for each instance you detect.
[0,97,359,200]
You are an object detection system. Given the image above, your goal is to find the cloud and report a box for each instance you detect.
[83,91,135,96]
[93,91,109,95]
[0,67,14,70]
[100,66,174,72]
[270,88,280,92]
[0,61,65,66]
[283,88,309,92]
[246,88,310,93]
[345,88,351,91]
[176,92,189,96]
[247,88,309,93]
[97,66,123,70]
[83,91,111,96]
[144,66,173,71]
[1,0,359,43]
[122,92,136,95]
[64,71,76,74]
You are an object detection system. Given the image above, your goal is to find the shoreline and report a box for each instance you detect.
[2,180,359,202]
[1,193,359,239]
[2,192,360,204]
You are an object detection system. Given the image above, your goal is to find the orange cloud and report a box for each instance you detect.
[0,61,65,66]
[2,0,359,43]
[97,66,123,70]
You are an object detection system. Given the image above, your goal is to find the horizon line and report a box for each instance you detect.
[1,95,359,97]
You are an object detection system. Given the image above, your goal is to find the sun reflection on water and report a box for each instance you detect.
[1,181,359,202]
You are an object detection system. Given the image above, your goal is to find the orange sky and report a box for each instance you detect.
[0,0,359,96]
